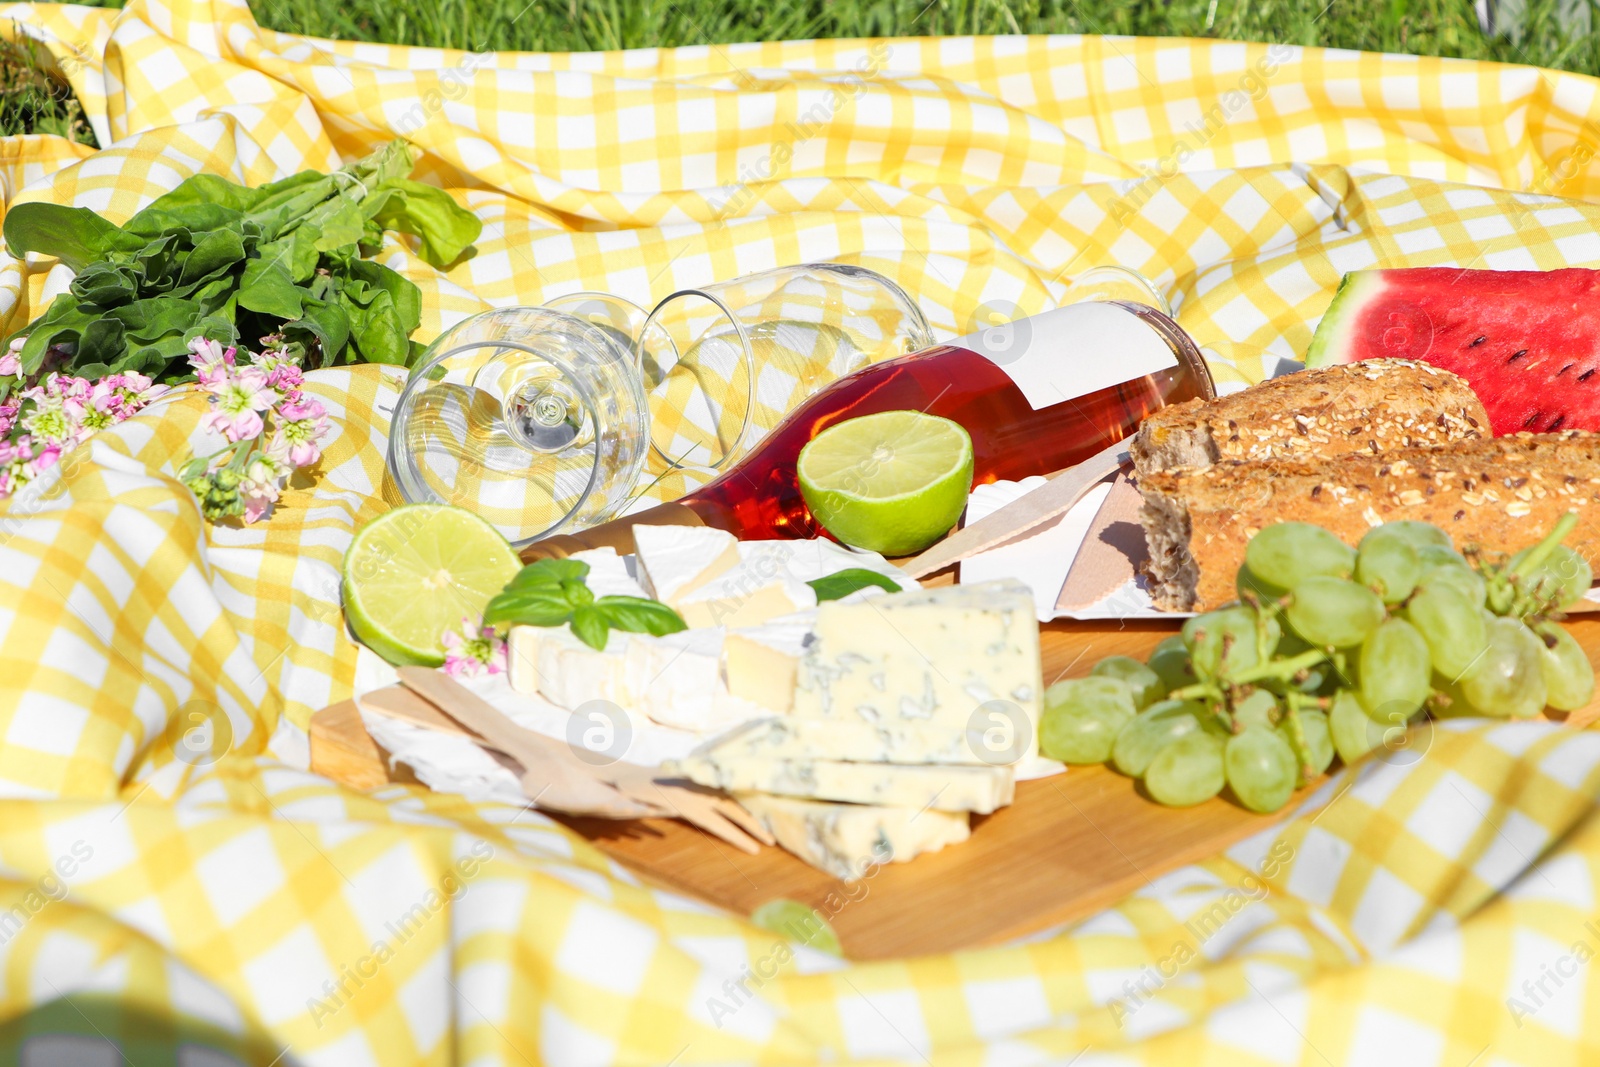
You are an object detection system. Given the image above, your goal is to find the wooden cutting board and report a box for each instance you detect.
[309,615,1600,960]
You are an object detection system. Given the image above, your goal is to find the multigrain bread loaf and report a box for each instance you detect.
[1129,359,1490,477]
[1139,432,1600,611]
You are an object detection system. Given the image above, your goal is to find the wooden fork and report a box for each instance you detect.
[387,670,771,853]
[390,669,661,820]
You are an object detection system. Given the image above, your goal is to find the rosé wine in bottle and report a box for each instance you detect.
[521,300,1213,562]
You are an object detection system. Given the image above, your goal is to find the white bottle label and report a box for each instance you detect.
[951,302,1181,411]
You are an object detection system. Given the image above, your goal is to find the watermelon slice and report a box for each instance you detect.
[1306,267,1600,436]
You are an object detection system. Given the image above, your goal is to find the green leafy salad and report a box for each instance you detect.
[2,141,480,381]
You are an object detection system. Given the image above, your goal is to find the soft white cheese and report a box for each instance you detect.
[624,628,732,731]
[506,624,632,711]
[721,611,814,712]
[569,546,650,599]
[632,525,741,602]
[733,792,970,881]
[636,529,916,630]
[672,541,819,629]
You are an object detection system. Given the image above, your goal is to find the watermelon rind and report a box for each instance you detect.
[1305,271,1386,368]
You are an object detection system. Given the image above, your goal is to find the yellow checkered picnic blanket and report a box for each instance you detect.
[4,0,1600,1062]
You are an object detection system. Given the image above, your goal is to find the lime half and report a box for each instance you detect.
[342,504,522,666]
[798,410,974,557]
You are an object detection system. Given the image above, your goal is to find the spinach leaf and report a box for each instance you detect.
[16,295,94,373]
[3,141,468,380]
[69,261,139,308]
[3,203,138,271]
[135,173,267,216]
[363,179,482,268]
[348,292,411,365]
[179,227,248,288]
[286,298,351,368]
[238,258,306,321]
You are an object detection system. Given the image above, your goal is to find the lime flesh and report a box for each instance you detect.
[797,410,974,557]
[342,504,522,666]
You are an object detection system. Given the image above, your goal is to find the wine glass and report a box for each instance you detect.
[639,263,934,476]
[387,264,934,548]
[386,305,649,547]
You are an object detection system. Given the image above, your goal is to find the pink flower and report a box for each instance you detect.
[271,394,331,468]
[440,616,506,678]
[199,366,274,443]
[22,439,60,480]
[277,395,324,423]
[188,338,239,389]
[266,363,304,393]
[0,352,20,379]
[237,453,287,523]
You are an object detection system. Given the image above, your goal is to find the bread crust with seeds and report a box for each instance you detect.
[1130,358,1490,477]
[1138,431,1600,611]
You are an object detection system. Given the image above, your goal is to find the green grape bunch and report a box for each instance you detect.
[1040,512,1596,815]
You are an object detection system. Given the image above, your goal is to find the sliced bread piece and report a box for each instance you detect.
[1130,358,1489,476]
[1139,431,1600,610]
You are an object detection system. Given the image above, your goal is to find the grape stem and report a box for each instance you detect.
[1278,699,1315,784]
[1488,511,1577,617]
[1223,648,1329,687]
[1509,511,1578,582]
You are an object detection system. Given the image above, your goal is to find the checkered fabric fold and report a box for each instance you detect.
[3,1,1600,1062]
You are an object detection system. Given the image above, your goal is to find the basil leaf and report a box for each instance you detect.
[562,579,594,607]
[482,588,573,628]
[596,595,689,637]
[570,605,611,651]
[808,568,902,602]
[505,558,590,591]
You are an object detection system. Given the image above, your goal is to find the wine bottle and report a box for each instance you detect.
[520,300,1213,562]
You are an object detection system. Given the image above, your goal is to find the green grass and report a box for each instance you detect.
[5,0,1600,144]
[0,31,96,143]
[238,0,1600,69]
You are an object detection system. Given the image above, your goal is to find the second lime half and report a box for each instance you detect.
[797,410,974,557]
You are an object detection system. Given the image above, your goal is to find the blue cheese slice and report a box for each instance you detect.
[707,715,982,764]
[791,580,1043,763]
[665,753,1014,813]
[733,793,970,881]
